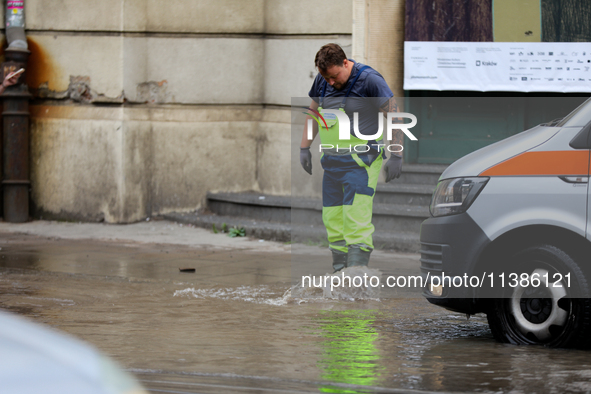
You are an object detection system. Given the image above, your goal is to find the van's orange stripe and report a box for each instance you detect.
[480,151,590,176]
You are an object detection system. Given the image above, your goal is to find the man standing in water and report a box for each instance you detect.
[300,43,403,272]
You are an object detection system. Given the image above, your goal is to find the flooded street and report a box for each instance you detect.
[2,229,591,393]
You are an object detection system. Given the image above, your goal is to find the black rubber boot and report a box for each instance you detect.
[347,247,371,267]
[332,250,348,273]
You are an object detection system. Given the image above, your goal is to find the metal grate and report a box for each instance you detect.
[420,242,444,276]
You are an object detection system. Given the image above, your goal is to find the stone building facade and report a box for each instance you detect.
[1,0,407,223]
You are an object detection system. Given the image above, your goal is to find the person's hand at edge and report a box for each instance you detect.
[384,154,402,183]
[300,147,312,175]
[2,70,22,89]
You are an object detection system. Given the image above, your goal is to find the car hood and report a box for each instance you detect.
[0,310,147,394]
[440,125,562,180]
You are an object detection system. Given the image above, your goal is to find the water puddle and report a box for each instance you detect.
[2,237,591,393]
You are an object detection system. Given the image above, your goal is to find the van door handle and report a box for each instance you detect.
[558,176,588,184]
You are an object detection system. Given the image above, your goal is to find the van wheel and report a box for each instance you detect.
[487,245,591,348]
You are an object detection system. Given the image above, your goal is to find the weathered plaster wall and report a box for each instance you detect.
[16,0,352,222]
[30,109,124,222]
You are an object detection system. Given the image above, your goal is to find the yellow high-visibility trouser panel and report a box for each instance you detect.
[321,152,382,253]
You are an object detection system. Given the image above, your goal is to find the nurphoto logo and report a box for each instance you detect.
[302,107,418,153]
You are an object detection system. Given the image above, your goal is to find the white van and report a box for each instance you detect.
[420,97,591,348]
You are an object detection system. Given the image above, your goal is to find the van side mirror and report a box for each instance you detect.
[569,122,591,149]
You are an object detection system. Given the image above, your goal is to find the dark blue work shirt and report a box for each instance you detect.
[308,60,394,147]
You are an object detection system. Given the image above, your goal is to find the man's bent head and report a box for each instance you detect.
[315,43,352,91]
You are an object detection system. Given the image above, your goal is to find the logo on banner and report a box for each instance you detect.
[476,61,497,67]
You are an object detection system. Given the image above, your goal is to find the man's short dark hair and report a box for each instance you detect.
[315,43,347,72]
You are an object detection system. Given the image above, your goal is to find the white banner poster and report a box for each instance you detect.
[404,41,591,92]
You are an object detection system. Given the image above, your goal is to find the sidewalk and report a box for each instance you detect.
[0,219,291,253]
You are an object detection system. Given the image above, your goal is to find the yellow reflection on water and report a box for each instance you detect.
[314,309,386,393]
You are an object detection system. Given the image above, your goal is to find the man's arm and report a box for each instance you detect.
[379,96,403,182]
[379,97,402,157]
[300,100,319,148]
[299,100,319,175]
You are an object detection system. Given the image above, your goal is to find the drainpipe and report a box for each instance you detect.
[2,0,31,222]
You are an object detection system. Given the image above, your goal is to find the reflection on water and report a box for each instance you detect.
[315,310,385,393]
[1,239,591,393]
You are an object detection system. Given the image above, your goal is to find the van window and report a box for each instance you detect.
[558,97,591,127]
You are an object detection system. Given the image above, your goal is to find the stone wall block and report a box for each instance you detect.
[30,117,124,222]
[265,0,352,34]
[123,37,264,104]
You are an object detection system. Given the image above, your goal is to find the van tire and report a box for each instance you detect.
[486,244,591,348]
